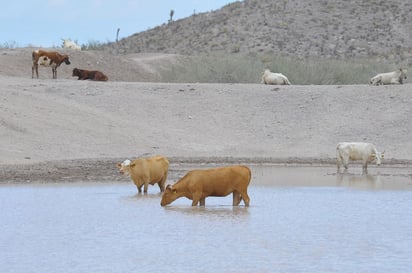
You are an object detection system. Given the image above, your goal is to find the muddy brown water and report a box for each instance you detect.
[1,165,411,273]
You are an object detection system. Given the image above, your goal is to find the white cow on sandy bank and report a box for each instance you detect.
[336,142,384,173]
[62,39,81,50]
[370,69,407,85]
[261,69,291,85]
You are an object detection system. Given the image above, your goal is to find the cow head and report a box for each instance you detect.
[63,55,71,65]
[261,69,271,83]
[399,68,407,84]
[160,184,178,206]
[371,151,385,166]
[116,159,132,175]
[72,68,80,77]
[370,75,382,86]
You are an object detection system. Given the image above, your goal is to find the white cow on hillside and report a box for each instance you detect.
[62,39,81,50]
[336,142,384,173]
[370,69,407,85]
[261,69,291,85]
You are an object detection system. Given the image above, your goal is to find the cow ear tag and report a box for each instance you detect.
[173,189,177,193]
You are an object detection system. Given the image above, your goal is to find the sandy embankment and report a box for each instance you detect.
[0,72,411,182]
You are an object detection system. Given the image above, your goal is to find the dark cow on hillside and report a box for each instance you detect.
[72,68,108,81]
[32,50,70,79]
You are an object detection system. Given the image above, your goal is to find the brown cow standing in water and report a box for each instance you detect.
[72,68,108,81]
[160,165,251,207]
[32,50,70,79]
[116,156,169,193]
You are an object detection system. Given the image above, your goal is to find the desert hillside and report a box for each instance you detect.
[105,0,412,64]
[6,0,412,84]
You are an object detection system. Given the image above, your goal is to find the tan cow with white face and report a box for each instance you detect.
[160,165,251,207]
[116,156,169,193]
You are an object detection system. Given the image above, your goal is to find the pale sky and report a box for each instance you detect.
[1,0,236,47]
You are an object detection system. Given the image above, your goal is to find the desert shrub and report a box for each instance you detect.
[0,41,18,49]
[82,40,106,50]
[158,54,263,83]
[158,53,403,85]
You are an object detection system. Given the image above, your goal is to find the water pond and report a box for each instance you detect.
[1,165,411,273]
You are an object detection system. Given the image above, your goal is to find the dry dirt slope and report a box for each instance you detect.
[0,73,411,166]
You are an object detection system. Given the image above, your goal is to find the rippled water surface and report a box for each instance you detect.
[1,166,412,273]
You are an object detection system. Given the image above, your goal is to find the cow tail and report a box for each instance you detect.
[241,166,252,203]
[244,165,252,185]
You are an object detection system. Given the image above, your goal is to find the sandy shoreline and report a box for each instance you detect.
[1,157,411,184]
[0,157,323,183]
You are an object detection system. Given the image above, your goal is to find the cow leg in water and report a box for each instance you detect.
[240,190,250,207]
[191,193,203,206]
[336,156,342,172]
[232,192,242,206]
[158,182,164,192]
[362,163,368,174]
[343,158,349,171]
[158,175,167,192]
[136,185,142,193]
[143,182,149,193]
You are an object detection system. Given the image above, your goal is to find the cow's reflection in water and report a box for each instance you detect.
[337,172,382,189]
[163,205,250,220]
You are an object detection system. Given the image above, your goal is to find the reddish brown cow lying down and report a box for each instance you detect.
[72,68,108,81]
[161,165,251,206]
